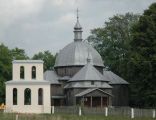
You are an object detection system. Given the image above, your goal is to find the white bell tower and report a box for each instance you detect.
[5,60,51,113]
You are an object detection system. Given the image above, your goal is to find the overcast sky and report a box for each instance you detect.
[0,0,155,57]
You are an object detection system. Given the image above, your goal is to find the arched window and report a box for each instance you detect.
[20,66,24,79]
[38,88,43,105]
[24,88,31,105]
[32,66,36,79]
[13,88,17,105]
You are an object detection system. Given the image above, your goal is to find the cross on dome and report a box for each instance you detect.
[74,8,83,42]
[77,8,79,21]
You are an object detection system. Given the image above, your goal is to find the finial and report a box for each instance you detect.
[87,58,91,63]
[77,8,79,21]
[87,47,91,63]
[74,8,82,42]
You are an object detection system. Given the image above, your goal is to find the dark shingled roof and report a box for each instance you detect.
[64,82,112,89]
[54,41,104,67]
[69,62,109,82]
[75,88,113,97]
[103,71,129,85]
[44,70,60,84]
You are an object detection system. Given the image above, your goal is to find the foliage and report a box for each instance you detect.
[87,13,139,77]
[88,3,156,107]
[129,3,156,107]
[0,44,12,103]
[11,47,29,60]
[32,51,56,71]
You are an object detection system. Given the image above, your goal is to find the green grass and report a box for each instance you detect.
[0,113,154,120]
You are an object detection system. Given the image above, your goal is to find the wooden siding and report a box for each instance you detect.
[55,66,103,77]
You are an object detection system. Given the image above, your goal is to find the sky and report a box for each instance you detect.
[0,0,155,57]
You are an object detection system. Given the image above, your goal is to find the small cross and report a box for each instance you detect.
[77,8,79,20]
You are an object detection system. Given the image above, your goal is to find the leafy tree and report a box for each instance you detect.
[0,44,12,103]
[129,3,156,107]
[11,48,29,60]
[87,13,139,78]
[88,4,156,107]
[32,51,56,71]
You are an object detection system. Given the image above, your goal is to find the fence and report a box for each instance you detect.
[1,106,156,118]
[53,106,156,118]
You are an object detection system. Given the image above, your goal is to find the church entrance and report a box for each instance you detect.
[83,96,108,107]
[75,88,112,107]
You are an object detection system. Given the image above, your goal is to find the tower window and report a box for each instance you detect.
[20,66,24,79]
[91,81,94,85]
[32,66,36,79]
[13,88,17,105]
[24,88,31,105]
[38,88,43,105]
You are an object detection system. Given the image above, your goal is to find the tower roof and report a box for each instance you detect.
[74,8,82,29]
[54,41,104,67]
[103,71,129,84]
[69,61,108,82]
[74,20,82,29]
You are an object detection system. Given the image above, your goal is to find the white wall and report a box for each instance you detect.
[6,84,51,113]
[13,63,43,80]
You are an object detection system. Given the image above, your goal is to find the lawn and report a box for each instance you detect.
[0,113,154,120]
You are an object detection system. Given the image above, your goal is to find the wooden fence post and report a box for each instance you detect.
[52,106,54,114]
[153,109,155,118]
[105,107,108,117]
[79,106,82,116]
[131,108,134,119]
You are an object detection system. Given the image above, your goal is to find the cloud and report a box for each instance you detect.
[0,0,155,57]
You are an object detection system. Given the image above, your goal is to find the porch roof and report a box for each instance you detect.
[75,88,113,97]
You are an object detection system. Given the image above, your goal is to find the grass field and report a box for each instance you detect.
[0,113,154,120]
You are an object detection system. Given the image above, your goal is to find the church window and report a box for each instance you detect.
[32,66,36,79]
[24,88,31,105]
[20,66,24,79]
[38,88,43,105]
[13,88,17,105]
[91,81,94,85]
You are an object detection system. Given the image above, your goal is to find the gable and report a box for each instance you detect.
[85,89,109,97]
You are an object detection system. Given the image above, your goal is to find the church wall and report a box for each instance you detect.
[65,88,74,105]
[65,88,81,105]
[6,84,51,113]
[55,66,103,77]
[111,84,129,106]
[55,66,82,77]
[51,84,63,96]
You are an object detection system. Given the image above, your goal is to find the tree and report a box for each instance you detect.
[129,3,156,107]
[87,13,139,78]
[11,48,29,60]
[32,51,56,71]
[0,44,12,103]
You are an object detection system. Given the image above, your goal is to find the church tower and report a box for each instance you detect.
[5,60,51,113]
